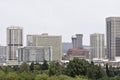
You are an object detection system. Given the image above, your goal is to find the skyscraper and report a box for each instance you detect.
[71,34,83,49]
[7,26,23,61]
[90,33,105,60]
[106,17,120,60]
[27,33,62,61]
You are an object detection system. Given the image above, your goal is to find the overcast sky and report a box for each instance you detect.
[0,0,120,46]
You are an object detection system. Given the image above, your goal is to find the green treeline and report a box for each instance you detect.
[0,58,120,80]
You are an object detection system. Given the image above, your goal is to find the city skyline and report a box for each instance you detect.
[0,0,120,45]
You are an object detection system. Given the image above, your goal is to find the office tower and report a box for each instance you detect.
[27,33,62,61]
[106,17,120,60]
[7,26,23,61]
[71,34,83,49]
[18,46,52,63]
[90,33,105,60]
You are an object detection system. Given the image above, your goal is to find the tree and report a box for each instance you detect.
[106,63,109,77]
[19,72,35,80]
[19,62,29,72]
[1,66,13,73]
[48,76,58,80]
[66,58,89,77]
[87,64,106,79]
[87,65,95,79]
[48,61,65,76]
[75,76,88,80]
[48,61,57,76]
[95,65,107,79]
[41,60,48,70]
[6,72,19,80]
[108,65,115,77]
[13,65,19,72]
[57,75,74,80]
[30,62,34,72]
[34,64,40,71]
[35,74,48,80]
[0,70,5,80]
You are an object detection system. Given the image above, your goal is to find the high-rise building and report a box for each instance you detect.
[27,33,62,61]
[90,33,105,60]
[18,46,52,64]
[7,26,23,61]
[71,34,83,49]
[106,17,120,61]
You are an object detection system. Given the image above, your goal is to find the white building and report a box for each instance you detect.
[18,46,52,64]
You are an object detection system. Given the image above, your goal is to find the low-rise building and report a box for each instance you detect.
[18,46,52,64]
[0,46,6,63]
[63,48,89,60]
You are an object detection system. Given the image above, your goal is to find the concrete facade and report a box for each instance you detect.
[18,46,52,63]
[0,46,6,63]
[27,33,62,61]
[90,33,105,60]
[0,46,6,57]
[7,26,23,61]
[71,34,83,49]
[106,17,120,60]
[72,36,77,48]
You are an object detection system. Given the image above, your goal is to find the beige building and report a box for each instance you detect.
[7,26,23,61]
[90,33,105,60]
[27,33,62,61]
